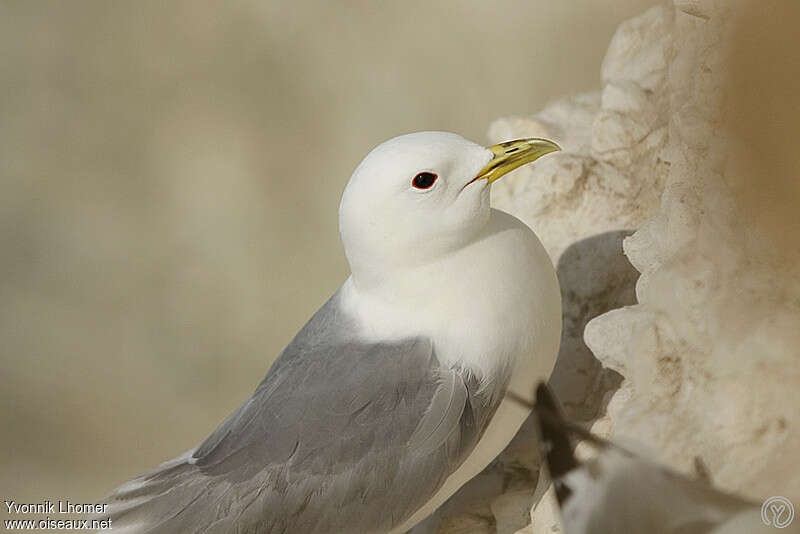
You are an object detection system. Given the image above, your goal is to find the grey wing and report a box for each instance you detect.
[101,293,499,534]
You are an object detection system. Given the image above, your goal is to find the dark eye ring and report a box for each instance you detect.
[412,172,438,190]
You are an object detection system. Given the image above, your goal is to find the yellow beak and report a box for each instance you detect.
[472,138,561,185]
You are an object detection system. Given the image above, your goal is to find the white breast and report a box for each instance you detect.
[343,208,562,532]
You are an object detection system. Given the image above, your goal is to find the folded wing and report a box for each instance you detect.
[101,293,500,533]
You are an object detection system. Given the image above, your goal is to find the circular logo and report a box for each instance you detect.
[762,496,795,529]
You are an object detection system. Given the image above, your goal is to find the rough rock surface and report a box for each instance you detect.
[431,1,800,532]
[583,0,800,505]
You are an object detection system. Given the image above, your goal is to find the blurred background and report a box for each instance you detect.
[0,1,656,504]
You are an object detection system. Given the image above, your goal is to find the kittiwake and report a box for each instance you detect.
[99,131,563,533]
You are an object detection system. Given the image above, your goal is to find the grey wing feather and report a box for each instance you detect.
[406,370,468,456]
[100,291,503,534]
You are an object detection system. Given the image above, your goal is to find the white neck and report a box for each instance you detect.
[339,209,561,390]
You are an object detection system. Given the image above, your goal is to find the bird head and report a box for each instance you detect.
[339,131,559,287]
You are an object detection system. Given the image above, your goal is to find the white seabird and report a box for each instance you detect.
[100,131,563,533]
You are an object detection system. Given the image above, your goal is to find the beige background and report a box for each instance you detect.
[0,1,656,504]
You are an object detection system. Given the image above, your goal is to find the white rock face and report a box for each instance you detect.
[433,1,800,532]
[583,0,800,504]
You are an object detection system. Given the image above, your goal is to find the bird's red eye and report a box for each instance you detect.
[412,172,438,189]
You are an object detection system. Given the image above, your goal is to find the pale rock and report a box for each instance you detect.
[435,511,494,534]
[528,486,562,534]
[436,1,799,533]
[491,490,536,534]
[586,0,800,511]
[600,5,672,91]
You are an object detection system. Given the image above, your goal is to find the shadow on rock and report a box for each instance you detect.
[413,230,639,534]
